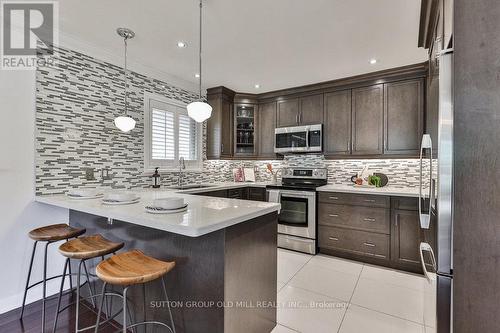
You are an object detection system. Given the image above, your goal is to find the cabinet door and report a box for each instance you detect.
[352,85,384,155]
[207,95,223,159]
[234,104,257,157]
[220,98,233,158]
[299,94,323,125]
[324,90,351,155]
[391,209,422,271]
[248,187,266,201]
[258,101,277,158]
[384,79,424,155]
[277,98,299,127]
[207,94,233,159]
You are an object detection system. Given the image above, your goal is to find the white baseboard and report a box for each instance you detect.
[0,277,71,315]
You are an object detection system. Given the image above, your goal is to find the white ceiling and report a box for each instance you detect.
[58,0,427,93]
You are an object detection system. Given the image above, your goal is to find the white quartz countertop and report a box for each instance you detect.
[316,184,421,197]
[35,187,280,237]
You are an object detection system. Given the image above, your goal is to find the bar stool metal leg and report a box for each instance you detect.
[66,239,73,291]
[122,286,129,333]
[161,277,176,333]
[19,241,37,319]
[75,260,83,333]
[82,260,96,308]
[94,282,107,333]
[41,241,50,332]
[52,258,69,333]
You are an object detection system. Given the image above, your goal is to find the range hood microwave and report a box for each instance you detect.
[274,124,322,154]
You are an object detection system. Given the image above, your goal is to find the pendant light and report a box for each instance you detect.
[187,0,212,123]
[114,28,136,132]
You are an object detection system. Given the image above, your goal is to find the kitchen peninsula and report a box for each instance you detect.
[36,190,280,333]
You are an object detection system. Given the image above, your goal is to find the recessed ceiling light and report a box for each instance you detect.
[369,59,377,64]
[254,84,260,89]
[177,41,187,48]
[194,73,200,78]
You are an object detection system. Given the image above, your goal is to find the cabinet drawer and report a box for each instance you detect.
[391,197,418,211]
[319,226,390,260]
[318,204,390,234]
[319,192,390,208]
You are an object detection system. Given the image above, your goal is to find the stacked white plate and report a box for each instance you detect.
[145,197,188,214]
[101,192,141,205]
[66,189,103,200]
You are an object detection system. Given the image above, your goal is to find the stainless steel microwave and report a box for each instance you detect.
[274,124,322,153]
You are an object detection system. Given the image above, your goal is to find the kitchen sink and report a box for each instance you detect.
[168,184,215,190]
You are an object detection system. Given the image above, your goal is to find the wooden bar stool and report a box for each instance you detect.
[52,234,124,333]
[20,223,86,332]
[94,250,176,333]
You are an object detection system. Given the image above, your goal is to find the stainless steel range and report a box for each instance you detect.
[267,167,327,254]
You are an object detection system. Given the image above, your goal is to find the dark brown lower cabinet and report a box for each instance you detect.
[193,187,267,201]
[318,192,435,274]
[319,226,390,262]
[391,208,422,272]
[195,189,229,198]
[247,187,266,201]
[228,188,248,199]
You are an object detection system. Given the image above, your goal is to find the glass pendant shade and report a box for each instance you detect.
[114,115,136,132]
[187,101,212,123]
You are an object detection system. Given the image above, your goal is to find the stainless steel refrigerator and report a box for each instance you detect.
[419,49,453,333]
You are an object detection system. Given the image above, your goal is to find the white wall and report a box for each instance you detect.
[0,70,69,314]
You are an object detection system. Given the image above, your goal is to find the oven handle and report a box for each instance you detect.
[278,191,315,199]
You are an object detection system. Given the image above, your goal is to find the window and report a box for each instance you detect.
[144,94,202,171]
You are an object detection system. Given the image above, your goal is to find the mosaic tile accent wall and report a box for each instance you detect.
[35,46,200,195]
[203,156,424,189]
[35,47,424,195]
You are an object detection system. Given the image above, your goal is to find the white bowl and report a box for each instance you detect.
[153,197,185,210]
[103,192,138,202]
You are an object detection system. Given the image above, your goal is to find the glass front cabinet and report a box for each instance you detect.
[234,104,257,157]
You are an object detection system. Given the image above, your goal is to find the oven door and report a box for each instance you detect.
[277,190,316,239]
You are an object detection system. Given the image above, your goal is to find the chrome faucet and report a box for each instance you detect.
[178,157,186,187]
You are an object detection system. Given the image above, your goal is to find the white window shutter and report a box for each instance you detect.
[151,109,175,160]
[178,114,197,160]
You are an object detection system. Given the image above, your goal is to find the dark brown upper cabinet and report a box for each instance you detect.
[324,90,352,156]
[384,79,424,155]
[277,94,323,127]
[206,87,235,159]
[352,84,384,155]
[258,101,277,158]
[299,94,324,125]
[206,63,427,160]
[276,98,299,127]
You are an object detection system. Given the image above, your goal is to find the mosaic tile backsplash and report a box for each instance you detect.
[36,47,423,195]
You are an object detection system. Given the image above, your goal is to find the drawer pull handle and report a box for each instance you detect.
[328,237,339,241]
[329,214,339,218]
[364,199,376,203]
[329,196,339,200]
[363,242,376,247]
[363,218,376,222]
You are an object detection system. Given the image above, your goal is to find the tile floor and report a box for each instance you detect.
[273,249,435,333]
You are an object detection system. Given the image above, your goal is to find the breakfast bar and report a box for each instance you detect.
[36,191,280,333]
